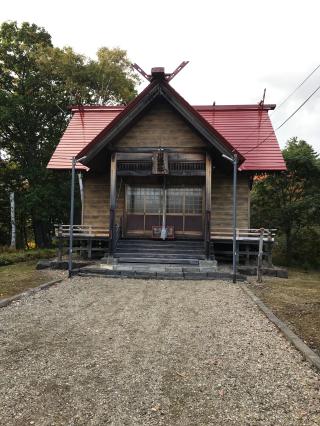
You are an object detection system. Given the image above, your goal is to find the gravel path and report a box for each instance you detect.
[0,277,319,425]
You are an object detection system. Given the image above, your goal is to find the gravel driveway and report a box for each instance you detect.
[0,277,319,425]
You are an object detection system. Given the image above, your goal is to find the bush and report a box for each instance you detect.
[0,248,56,266]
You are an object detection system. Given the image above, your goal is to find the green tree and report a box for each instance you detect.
[0,21,139,247]
[251,137,320,266]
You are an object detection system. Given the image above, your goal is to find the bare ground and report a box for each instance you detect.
[0,277,319,425]
[248,269,320,357]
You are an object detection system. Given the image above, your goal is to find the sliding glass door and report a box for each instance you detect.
[125,185,204,238]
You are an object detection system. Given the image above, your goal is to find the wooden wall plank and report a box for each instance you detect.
[211,170,250,230]
[113,101,207,150]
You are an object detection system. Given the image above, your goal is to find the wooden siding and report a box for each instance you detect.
[113,100,206,150]
[82,172,124,228]
[211,170,250,230]
[82,170,250,232]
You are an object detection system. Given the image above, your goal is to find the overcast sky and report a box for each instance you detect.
[1,0,320,153]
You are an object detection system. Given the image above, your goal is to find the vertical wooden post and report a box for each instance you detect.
[109,153,117,254]
[205,153,212,259]
[257,228,264,283]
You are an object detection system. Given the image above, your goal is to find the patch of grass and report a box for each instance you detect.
[0,248,56,266]
[0,261,61,299]
[248,268,320,356]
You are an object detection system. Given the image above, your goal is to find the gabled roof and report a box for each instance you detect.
[47,78,286,171]
[75,79,242,166]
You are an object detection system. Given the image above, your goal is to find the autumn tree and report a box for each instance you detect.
[251,138,320,266]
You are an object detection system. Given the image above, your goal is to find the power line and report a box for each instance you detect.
[270,63,320,116]
[233,63,320,154]
[275,84,320,131]
[242,82,320,156]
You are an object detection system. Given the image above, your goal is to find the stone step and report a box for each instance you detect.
[77,267,246,281]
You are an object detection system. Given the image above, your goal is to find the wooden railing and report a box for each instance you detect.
[210,228,276,241]
[210,228,276,266]
[54,225,110,260]
[55,224,109,238]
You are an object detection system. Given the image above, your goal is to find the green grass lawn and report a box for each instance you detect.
[248,268,320,356]
[0,261,62,299]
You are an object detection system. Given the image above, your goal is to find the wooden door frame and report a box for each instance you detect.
[124,184,162,237]
[124,182,205,239]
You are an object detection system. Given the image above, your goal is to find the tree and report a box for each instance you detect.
[251,138,320,266]
[0,21,139,247]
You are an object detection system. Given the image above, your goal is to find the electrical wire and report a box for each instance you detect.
[270,63,320,116]
[275,84,320,131]
[242,82,320,156]
[231,63,320,155]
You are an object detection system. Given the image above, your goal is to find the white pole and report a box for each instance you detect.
[257,228,264,283]
[10,192,16,249]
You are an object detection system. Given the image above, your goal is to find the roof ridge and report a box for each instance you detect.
[194,104,276,111]
[70,104,276,112]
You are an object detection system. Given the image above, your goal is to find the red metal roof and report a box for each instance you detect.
[47,103,286,171]
[196,106,286,171]
[47,107,123,170]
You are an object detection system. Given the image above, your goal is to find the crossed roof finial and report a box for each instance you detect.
[132,61,189,82]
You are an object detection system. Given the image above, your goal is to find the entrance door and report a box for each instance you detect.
[125,186,162,236]
[125,185,203,238]
[166,187,203,237]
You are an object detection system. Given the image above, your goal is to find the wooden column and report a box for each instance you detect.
[109,153,117,254]
[205,153,212,259]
